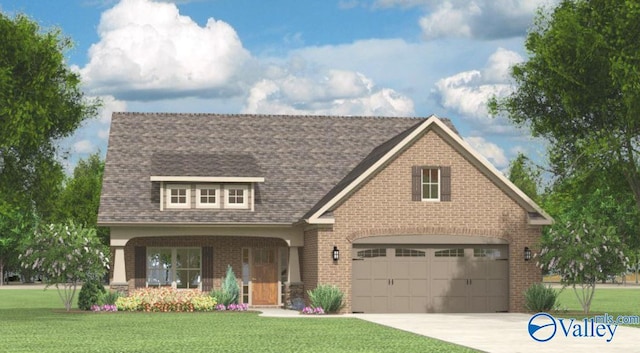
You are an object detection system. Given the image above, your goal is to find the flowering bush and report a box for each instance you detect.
[301,306,325,315]
[115,287,217,312]
[215,303,249,311]
[91,304,117,312]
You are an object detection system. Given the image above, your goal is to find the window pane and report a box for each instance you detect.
[430,184,439,198]
[170,188,187,204]
[422,169,431,182]
[147,248,172,286]
[189,249,200,268]
[430,169,438,181]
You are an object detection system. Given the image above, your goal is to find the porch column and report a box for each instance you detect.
[284,246,304,309]
[111,246,127,288]
[287,246,301,283]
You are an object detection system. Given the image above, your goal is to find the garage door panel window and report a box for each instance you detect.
[473,248,503,259]
[395,248,426,257]
[434,248,464,257]
[356,248,386,258]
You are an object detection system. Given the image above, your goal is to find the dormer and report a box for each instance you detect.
[149,153,264,211]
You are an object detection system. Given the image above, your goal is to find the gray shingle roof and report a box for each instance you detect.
[98,113,456,225]
[151,153,262,177]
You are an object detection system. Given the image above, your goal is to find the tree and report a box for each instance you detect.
[539,219,627,314]
[19,222,109,311]
[507,153,541,203]
[56,153,109,245]
[538,187,630,314]
[0,204,37,285]
[0,12,98,217]
[489,1,640,216]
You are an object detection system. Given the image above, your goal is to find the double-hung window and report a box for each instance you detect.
[422,168,440,201]
[412,166,451,202]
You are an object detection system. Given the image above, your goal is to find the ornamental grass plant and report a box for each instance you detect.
[524,283,558,312]
[307,284,344,314]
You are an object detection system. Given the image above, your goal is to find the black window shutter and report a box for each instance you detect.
[201,246,214,292]
[134,246,146,288]
[441,166,451,202]
[411,166,422,201]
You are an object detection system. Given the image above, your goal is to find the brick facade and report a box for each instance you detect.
[109,123,544,313]
[307,129,543,313]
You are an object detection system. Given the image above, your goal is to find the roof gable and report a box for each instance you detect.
[304,115,553,225]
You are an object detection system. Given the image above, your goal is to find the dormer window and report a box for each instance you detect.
[196,184,219,209]
[225,185,248,209]
[167,184,190,209]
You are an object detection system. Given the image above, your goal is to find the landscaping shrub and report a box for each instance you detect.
[210,289,236,307]
[102,290,120,305]
[115,287,217,312]
[307,284,344,314]
[210,265,240,306]
[524,283,558,312]
[78,278,107,311]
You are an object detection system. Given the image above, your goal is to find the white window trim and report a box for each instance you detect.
[224,184,249,209]
[166,184,191,209]
[196,184,220,209]
[147,247,202,290]
[421,168,440,202]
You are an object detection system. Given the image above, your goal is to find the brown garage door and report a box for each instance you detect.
[352,245,508,313]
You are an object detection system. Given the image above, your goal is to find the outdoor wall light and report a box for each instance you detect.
[524,247,532,261]
[332,246,340,261]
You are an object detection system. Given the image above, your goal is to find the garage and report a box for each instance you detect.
[352,242,509,313]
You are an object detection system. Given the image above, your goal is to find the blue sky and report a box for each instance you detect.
[0,0,558,172]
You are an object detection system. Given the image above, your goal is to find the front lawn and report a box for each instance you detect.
[0,289,477,353]
[553,287,640,323]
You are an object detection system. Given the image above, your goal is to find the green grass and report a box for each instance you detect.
[553,287,640,323]
[0,289,477,353]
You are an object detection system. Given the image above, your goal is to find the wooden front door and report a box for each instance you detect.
[251,248,278,305]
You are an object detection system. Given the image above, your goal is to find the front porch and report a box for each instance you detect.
[108,225,305,308]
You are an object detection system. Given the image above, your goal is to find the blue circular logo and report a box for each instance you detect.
[528,313,557,342]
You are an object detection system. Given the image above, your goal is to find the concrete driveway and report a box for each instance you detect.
[352,313,639,353]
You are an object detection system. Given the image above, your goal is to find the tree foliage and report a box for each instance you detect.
[0,13,98,213]
[56,153,109,244]
[538,187,630,314]
[490,0,640,213]
[19,222,109,311]
[0,204,37,285]
[507,153,541,203]
[0,12,99,285]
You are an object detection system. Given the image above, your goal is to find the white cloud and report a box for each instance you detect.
[465,136,508,169]
[373,0,558,40]
[80,0,250,100]
[97,95,128,124]
[242,69,414,116]
[73,140,96,154]
[433,48,523,130]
